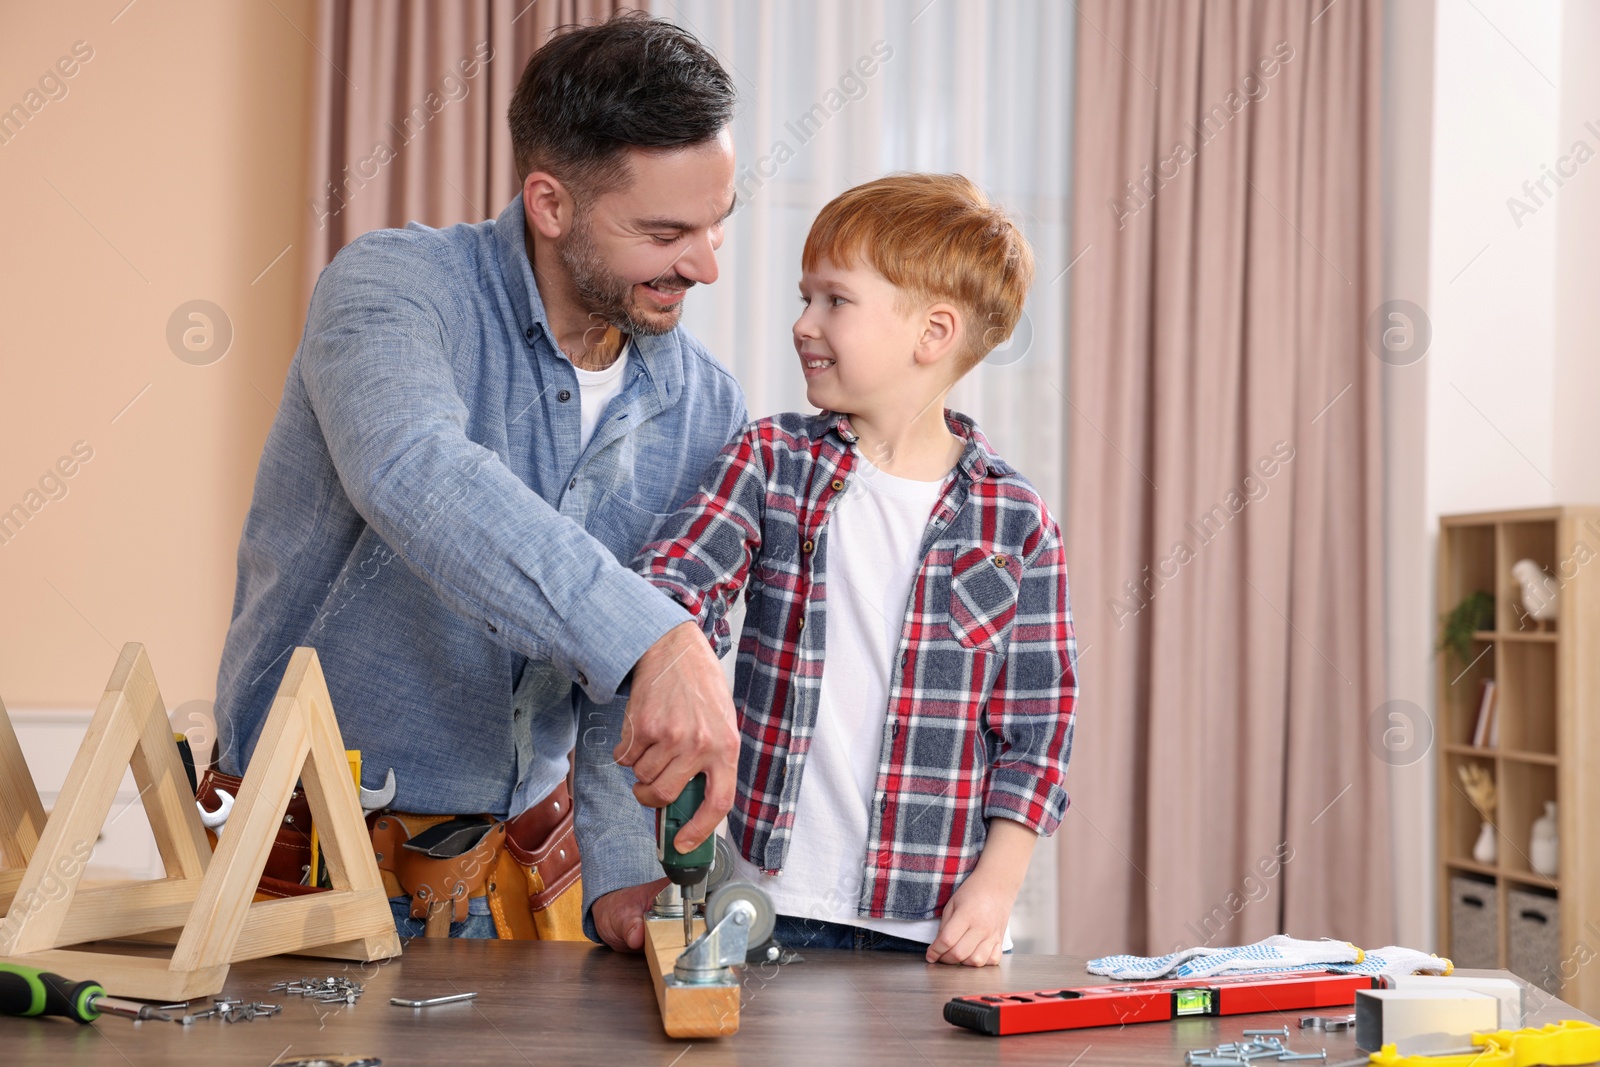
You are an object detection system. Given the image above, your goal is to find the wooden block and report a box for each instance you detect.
[644,917,741,1039]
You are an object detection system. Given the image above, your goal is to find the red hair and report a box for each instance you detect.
[802,173,1035,373]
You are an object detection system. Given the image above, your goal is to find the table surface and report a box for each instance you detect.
[3,941,1590,1066]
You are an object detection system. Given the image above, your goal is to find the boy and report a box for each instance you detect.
[632,174,1077,967]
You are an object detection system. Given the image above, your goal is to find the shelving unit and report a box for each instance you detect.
[1436,507,1600,1015]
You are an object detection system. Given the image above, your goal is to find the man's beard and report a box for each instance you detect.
[558,215,694,337]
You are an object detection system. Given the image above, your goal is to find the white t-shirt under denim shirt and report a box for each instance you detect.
[732,453,1012,950]
[572,342,631,452]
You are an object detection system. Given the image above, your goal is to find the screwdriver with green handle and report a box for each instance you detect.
[0,963,171,1022]
[657,771,714,944]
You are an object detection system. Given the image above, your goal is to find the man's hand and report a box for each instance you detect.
[615,620,739,852]
[592,877,671,952]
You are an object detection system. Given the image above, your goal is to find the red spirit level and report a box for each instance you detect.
[944,970,1377,1036]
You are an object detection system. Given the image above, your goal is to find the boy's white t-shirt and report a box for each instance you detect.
[571,342,631,452]
[731,453,1010,950]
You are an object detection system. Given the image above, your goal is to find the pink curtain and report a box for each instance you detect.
[1060,0,1393,956]
[301,0,625,306]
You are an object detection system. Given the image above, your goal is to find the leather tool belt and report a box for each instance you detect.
[194,769,582,938]
[370,814,506,925]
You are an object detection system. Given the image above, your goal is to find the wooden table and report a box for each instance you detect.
[3,941,1591,1066]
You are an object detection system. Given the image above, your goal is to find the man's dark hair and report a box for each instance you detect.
[508,12,736,197]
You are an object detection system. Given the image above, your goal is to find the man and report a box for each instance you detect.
[213,14,742,946]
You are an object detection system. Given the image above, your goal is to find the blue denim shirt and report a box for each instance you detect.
[214,195,748,832]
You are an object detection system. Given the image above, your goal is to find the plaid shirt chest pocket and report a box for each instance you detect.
[946,546,1024,651]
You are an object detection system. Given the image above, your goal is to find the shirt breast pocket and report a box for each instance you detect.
[592,490,671,563]
[947,547,1023,651]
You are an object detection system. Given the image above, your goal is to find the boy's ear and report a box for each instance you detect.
[914,303,963,368]
[523,170,575,240]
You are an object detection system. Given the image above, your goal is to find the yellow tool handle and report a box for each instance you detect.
[1370,1020,1600,1067]
[307,750,362,887]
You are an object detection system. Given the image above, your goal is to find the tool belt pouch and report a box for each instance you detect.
[503,779,580,911]
[370,814,506,923]
[195,768,323,900]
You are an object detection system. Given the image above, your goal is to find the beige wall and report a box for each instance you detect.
[1382,0,1436,951]
[0,0,315,710]
[1387,0,1600,952]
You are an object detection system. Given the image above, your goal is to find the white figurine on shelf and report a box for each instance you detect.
[1512,558,1559,629]
[1531,800,1559,877]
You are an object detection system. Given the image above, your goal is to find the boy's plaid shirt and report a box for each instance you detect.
[633,409,1078,921]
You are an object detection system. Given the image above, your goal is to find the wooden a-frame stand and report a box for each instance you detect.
[0,643,399,1000]
[0,694,48,909]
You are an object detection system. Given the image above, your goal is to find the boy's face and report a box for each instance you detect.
[793,255,931,415]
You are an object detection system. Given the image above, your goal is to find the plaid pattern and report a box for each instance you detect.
[633,409,1077,921]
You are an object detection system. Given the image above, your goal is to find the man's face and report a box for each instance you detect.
[558,131,736,336]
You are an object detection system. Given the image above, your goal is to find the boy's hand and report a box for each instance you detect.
[925,819,1037,967]
[616,621,740,851]
[926,872,1013,967]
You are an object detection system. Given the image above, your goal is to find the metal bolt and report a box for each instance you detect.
[1244,1027,1291,1039]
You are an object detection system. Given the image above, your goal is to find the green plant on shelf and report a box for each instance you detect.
[1438,590,1495,664]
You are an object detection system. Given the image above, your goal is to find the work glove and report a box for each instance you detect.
[1089,937,1451,981]
[1089,935,1359,980]
[1327,946,1453,978]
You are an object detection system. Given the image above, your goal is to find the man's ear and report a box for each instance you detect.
[523,170,574,240]
[914,303,963,369]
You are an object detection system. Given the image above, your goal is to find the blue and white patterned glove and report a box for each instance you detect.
[1326,946,1453,978]
[1088,937,1450,981]
[1089,935,1360,980]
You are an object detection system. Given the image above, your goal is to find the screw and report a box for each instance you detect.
[1244,1027,1291,1039]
